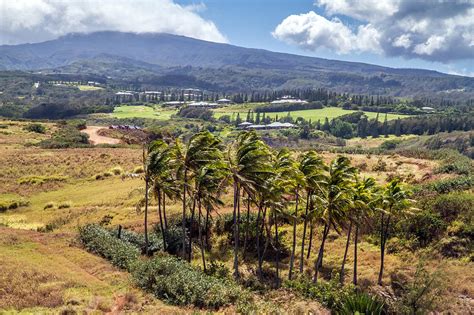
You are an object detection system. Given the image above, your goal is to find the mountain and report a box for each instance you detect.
[1,31,473,96]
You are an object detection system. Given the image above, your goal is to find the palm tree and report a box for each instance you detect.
[313,156,356,283]
[298,151,325,273]
[273,149,304,280]
[193,161,228,271]
[176,131,223,261]
[377,179,414,285]
[147,140,171,250]
[227,131,273,279]
[339,176,377,285]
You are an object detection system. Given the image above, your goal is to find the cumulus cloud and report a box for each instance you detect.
[0,0,227,45]
[272,12,381,54]
[273,0,474,62]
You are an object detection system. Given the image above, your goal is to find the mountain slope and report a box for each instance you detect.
[0,31,473,95]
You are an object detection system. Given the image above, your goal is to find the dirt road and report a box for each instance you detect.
[83,126,121,145]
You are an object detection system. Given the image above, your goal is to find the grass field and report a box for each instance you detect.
[76,85,104,91]
[213,106,410,121]
[111,105,175,120]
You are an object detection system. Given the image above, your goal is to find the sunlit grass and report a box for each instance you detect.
[111,105,175,120]
[213,106,410,122]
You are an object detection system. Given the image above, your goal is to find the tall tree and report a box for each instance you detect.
[227,131,273,279]
[298,151,325,273]
[377,179,415,285]
[313,156,356,283]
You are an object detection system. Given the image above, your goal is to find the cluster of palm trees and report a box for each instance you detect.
[141,130,414,287]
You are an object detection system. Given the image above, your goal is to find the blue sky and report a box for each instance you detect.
[176,0,474,76]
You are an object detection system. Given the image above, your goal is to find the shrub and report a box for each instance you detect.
[110,227,163,254]
[0,199,30,212]
[18,175,68,185]
[427,175,473,193]
[131,253,241,308]
[78,224,140,270]
[372,158,387,172]
[133,166,144,174]
[24,123,46,134]
[430,192,474,222]
[395,210,446,248]
[58,201,72,209]
[391,262,443,314]
[43,202,56,210]
[110,166,124,176]
[338,292,384,315]
[284,275,355,310]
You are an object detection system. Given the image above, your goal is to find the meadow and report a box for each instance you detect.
[111,105,175,120]
[213,106,409,121]
[108,104,409,122]
[0,118,472,314]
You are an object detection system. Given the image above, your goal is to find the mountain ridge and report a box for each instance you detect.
[0,31,472,95]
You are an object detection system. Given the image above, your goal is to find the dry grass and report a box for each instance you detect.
[0,147,141,195]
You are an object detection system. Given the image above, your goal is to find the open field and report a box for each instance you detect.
[213,106,410,121]
[111,105,175,120]
[76,85,104,91]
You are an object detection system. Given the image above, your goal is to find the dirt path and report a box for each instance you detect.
[83,126,120,145]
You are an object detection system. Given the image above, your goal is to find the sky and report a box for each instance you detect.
[0,0,473,76]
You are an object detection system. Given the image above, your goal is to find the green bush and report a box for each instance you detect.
[284,275,355,310]
[430,192,474,222]
[58,201,72,209]
[43,201,56,210]
[109,227,163,254]
[110,166,124,176]
[78,224,140,270]
[24,123,46,134]
[427,175,473,193]
[0,199,30,212]
[131,253,241,308]
[337,292,384,315]
[395,210,446,248]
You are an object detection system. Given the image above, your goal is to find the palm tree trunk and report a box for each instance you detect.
[378,214,391,285]
[289,190,299,280]
[163,193,168,230]
[299,192,311,273]
[340,221,353,284]
[232,181,240,279]
[256,203,263,279]
[188,196,196,262]
[307,222,313,259]
[243,193,251,257]
[353,224,359,286]
[157,189,167,251]
[313,223,330,283]
[258,206,267,278]
[198,199,206,272]
[274,209,280,288]
[144,175,149,255]
[205,204,210,250]
[181,169,188,259]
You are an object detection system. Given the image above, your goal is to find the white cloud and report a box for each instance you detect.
[272,11,381,55]
[0,0,227,45]
[316,0,399,21]
[413,35,445,55]
[392,34,412,49]
[274,0,474,62]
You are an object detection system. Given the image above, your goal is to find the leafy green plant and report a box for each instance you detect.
[284,275,355,310]
[78,224,140,270]
[131,253,241,308]
[23,123,46,134]
[337,292,384,315]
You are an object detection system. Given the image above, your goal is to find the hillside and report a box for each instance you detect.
[1,32,473,95]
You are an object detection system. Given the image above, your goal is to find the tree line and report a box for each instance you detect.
[139,130,415,287]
